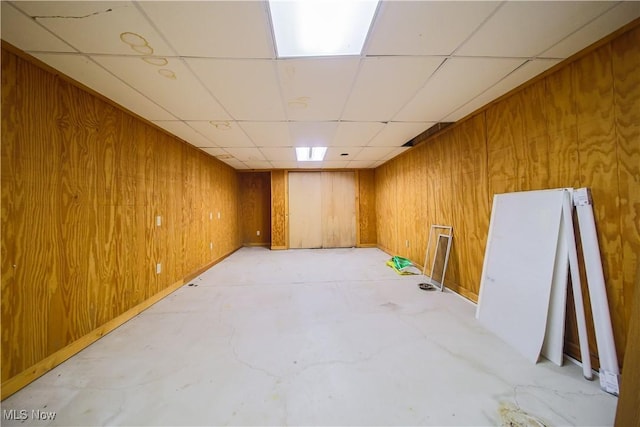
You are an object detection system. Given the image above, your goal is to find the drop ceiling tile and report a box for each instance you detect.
[443,59,562,122]
[223,147,266,163]
[324,147,364,161]
[223,159,249,170]
[348,160,377,169]
[297,161,324,169]
[288,122,338,147]
[239,122,292,147]
[92,56,230,120]
[367,122,433,147]
[541,2,640,58]
[244,161,273,170]
[200,147,228,157]
[456,1,614,57]
[13,1,175,55]
[152,121,214,148]
[1,2,76,52]
[321,161,351,169]
[395,57,525,122]
[342,57,443,122]
[354,146,396,161]
[260,147,297,162]
[270,161,299,169]
[138,1,274,58]
[366,1,500,55]
[333,122,385,147]
[187,58,286,121]
[33,53,174,120]
[382,147,411,161]
[277,58,360,121]
[187,121,254,148]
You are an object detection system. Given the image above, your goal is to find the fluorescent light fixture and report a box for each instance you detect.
[296,146,327,161]
[269,0,379,58]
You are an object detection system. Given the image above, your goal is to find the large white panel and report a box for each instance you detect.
[367,122,432,147]
[395,57,525,122]
[443,59,561,122]
[187,58,286,121]
[152,121,214,148]
[277,58,360,121]
[138,1,274,58]
[288,122,338,147]
[457,1,614,57]
[476,190,565,364]
[332,122,385,147]
[33,53,175,121]
[1,2,75,52]
[541,1,640,59]
[239,122,292,147]
[366,1,500,55]
[187,121,254,148]
[13,1,175,55]
[342,57,443,122]
[93,56,230,121]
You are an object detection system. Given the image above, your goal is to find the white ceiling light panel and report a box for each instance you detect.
[269,0,379,58]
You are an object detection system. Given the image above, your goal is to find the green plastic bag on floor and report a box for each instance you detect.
[386,256,421,275]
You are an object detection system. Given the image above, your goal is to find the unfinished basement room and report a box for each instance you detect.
[1,1,640,426]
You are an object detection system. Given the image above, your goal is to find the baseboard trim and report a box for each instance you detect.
[271,245,288,250]
[1,247,240,401]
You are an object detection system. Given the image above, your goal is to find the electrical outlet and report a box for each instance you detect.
[257,230,260,236]
[210,242,213,250]
[209,212,213,220]
[406,240,409,247]
[156,215,162,227]
[156,263,162,274]
[217,212,221,219]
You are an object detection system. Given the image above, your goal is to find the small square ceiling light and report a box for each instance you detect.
[296,146,327,161]
[269,0,380,58]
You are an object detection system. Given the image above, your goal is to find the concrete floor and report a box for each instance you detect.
[2,247,617,426]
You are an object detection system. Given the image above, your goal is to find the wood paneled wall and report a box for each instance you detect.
[270,170,287,249]
[374,23,640,366]
[1,46,241,398]
[238,172,271,246]
[356,169,377,246]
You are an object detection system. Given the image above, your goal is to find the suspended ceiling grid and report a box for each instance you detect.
[2,1,639,169]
